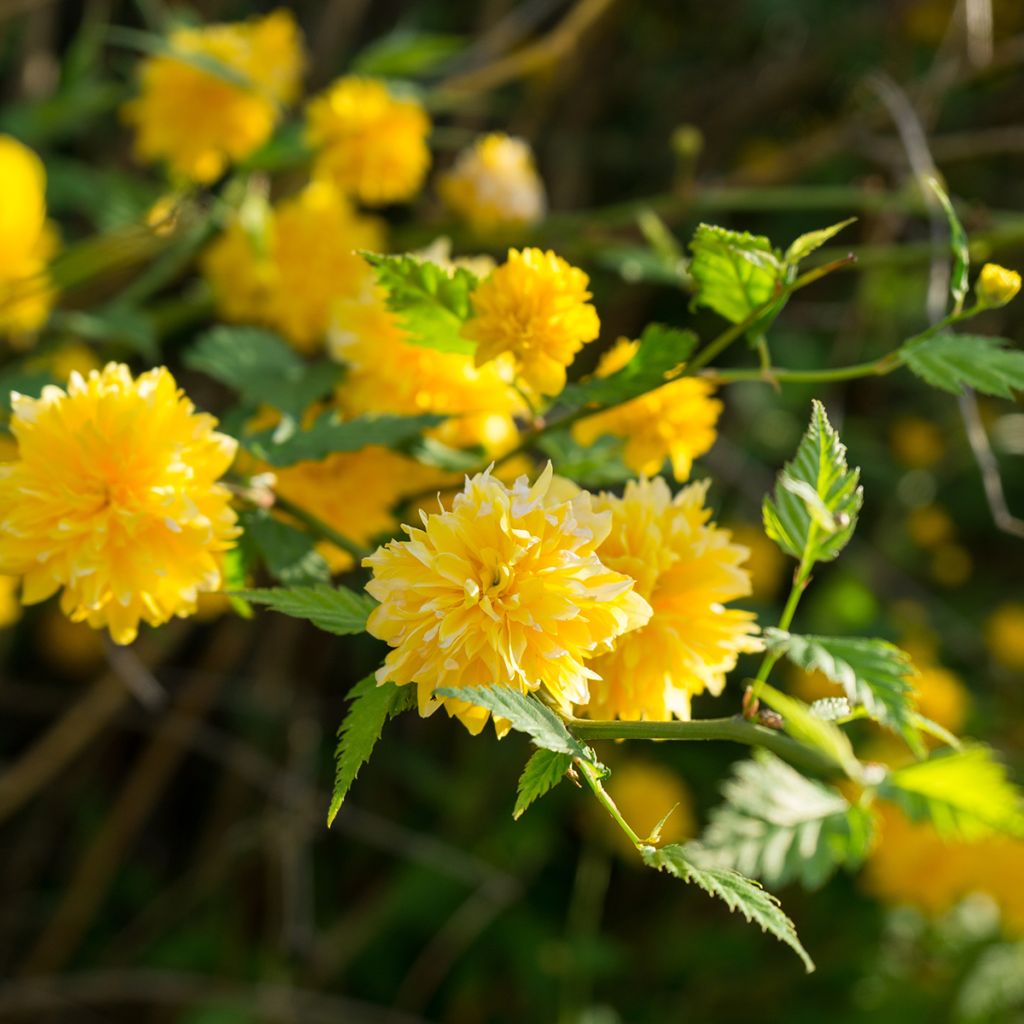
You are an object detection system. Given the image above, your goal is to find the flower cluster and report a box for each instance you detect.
[0,364,238,644]
[0,135,57,337]
[439,133,546,232]
[463,247,600,397]
[123,9,304,183]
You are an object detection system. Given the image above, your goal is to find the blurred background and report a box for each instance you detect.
[1,0,1024,1021]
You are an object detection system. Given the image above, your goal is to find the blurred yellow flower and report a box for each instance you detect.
[0,135,57,337]
[439,133,546,231]
[123,9,303,184]
[602,759,696,857]
[976,262,1021,308]
[306,77,431,206]
[273,446,421,573]
[986,603,1024,671]
[28,341,100,383]
[202,182,385,352]
[728,523,787,601]
[0,575,20,628]
[889,416,945,469]
[864,802,1024,935]
[364,464,651,735]
[463,248,600,397]
[331,259,525,454]
[571,338,721,480]
[0,364,239,644]
[580,477,761,722]
[906,504,954,549]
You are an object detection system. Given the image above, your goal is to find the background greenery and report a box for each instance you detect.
[1,0,1023,1021]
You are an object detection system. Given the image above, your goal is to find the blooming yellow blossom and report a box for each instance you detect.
[463,248,600,397]
[363,464,652,735]
[602,759,696,857]
[571,338,721,480]
[306,77,430,206]
[202,182,385,352]
[123,9,304,183]
[0,135,58,336]
[976,262,1021,307]
[986,603,1024,671]
[439,133,546,231]
[331,259,525,453]
[579,477,761,722]
[0,364,239,644]
[273,446,422,573]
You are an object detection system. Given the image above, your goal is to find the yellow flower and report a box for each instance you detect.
[728,523,786,601]
[363,464,652,735]
[0,135,58,336]
[202,182,385,352]
[273,446,422,573]
[986,603,1024,671]
[571,339,721,480]
[0,575,20,628]
[579,477,761,722]
[306,77,430,206]
[0,364,239,644]
[123,9,304,183]
[28,341,100,383]
[602,759,696,858]
[463,248,600,397]
[439,133,546,231]
[330,258,525,453]
[976,262,1021,308]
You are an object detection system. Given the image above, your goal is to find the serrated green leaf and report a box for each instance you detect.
[758,683,860,779]
[902,333,1024,398]
[928,176,969,310]
[185,326,341,420]
[689,224,785,327]
[641,843,814,972]
[560,323,698,411]
[878,745,1024,840]
[537,432,634,488]
[784,218,856,266]
[762,400,863,564]
[233,585,375,635]
[351,30,464,77]
[238,508,331,585]
[513,749,572,820]
[362,253,478,354]
[434,686,591,760]
[764,629,921,753]
[328,676,416,825]
[241,410,444,466]
[695,752,874,891]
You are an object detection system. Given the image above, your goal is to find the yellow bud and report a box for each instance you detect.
[976,263,1021,307]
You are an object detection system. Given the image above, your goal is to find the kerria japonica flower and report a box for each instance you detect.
[579,476,761,721]
[0,364,239,644]
[123,8,304,184]
[363,464,652,735]
[462,248,600,398]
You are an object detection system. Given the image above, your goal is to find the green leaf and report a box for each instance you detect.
[902,333,1024,399]
[513,749,573,820]
[51,307,158,359]
[233,585,375,635]
[878,746,1024,840]
[695,752,874,890]
[328,676,416,825]
[764,629,921,753]
[362,253,479,354]
[784,218,856,266]
[537,433,633,488]
[241,410,444,466]
[927,176,970,310]
[351,30,464,77]
[688,224,784,326]
[560,324,698,410]
[758,683,861,779]
[221,546,252,619]
[762,400,863,564]
[108,25,255,90]
[434,686,591,760]
[641,843,814,973]
[238,508,331,585]
[185,326,341,420]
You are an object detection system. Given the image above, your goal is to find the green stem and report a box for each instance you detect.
[576,758,643,848]
[706,354,902,385]
[570,715,837,777]
[269,492,369,563]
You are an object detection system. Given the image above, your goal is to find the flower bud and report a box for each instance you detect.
[976,263,1021,307]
